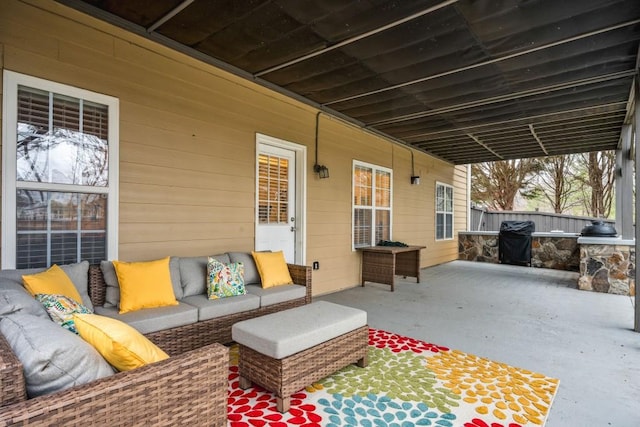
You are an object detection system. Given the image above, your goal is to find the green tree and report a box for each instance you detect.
[575,151,615,218]
[471,159,543,211]
[538,155,580,213]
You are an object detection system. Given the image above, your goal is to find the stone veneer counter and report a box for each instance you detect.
[458,231,580,271]
[458,232,635,296]
[577,237,635,296]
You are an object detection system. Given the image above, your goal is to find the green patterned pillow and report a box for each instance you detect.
[206,257,246,299]
[35,294,93,334]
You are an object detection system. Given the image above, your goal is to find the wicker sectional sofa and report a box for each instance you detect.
[0,252,312,426]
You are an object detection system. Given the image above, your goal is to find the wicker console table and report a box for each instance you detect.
[358,245,426,291]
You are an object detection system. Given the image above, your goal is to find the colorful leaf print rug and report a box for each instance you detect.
[227,328,559,427]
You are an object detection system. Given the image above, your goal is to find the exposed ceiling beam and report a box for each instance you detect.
[325,18,640,106]
[546,136,621,146]
[622,42,640,126]
[403,101,628,140]
[543,129,621,140]
[533,114,626,131]
[368,70,636,126]
[147,0,194,33]
[469,116,626,139]
[421,130,621,147]
[253,0,460,77]
[467,133,504,159]
[536,124,623,139]
[528,124,549,156]
[465,126,622,145]
[413,124,619,147]
[405,112,625,142]
[420,141,619,165]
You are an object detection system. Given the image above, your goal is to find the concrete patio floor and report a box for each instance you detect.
[317,260,639,427]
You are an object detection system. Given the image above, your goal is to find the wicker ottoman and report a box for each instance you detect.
[232,301,368,412]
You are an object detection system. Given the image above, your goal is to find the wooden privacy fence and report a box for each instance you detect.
[469,207,615,233]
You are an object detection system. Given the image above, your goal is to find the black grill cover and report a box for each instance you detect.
[499,221,535,266]
[499,220,535,235]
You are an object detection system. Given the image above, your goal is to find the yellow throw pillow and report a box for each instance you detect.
[112,257,177,314]
[251,251,294,289]
[22,264,83,304]
[73,313,169,371]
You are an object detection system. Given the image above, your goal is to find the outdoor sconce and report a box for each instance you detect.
[411,175,420,185]
[314,164,330,179]
[314,112,329,179]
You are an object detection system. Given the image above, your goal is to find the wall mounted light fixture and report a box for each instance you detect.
[410,150,420,185]
[314,112,330,179]
[314,164,330,178]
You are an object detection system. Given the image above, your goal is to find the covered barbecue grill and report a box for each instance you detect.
[580,220,618,237]
[499,221,535,266]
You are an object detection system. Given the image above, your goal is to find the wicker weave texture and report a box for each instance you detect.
[238,326,368,409]
[0,341,229,426]
[286,263,313,303]
[0,335,26,407]
[359,246,424,291]
[394,250,421,280]
[361,251,396,287]
[88,265,106,307]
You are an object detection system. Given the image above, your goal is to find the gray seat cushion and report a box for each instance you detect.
[245,284,306,307]
[0,261,93,311]
[102,257,182,307]
[179,254,230,298]
[181,294,260,321]
[94,302,198,335]
[0,313,115,397]
[227,252,261,285]
[232,301,367,359]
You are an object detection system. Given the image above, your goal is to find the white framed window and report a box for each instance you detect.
[436,181,454,240]
[2,70,119,269]
[352,160,392,249]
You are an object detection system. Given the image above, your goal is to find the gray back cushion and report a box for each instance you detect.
[0,267,46,283]
[101,257,182,307]
[227,252,261,285]
[168,257,183,300]
[100,260,120,308]
[179,254,230,297]
[0,261,93,311]
[0,286,48,319]
[0,313,114,397]
[0,269,47,318]
[59,261,93,311]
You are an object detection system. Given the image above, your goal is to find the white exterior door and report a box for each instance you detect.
[256,142,297,262]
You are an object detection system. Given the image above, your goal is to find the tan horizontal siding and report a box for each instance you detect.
[120,237,257,261]
[119,203,255,225]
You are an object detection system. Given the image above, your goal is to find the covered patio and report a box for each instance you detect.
[1,1,639,425]
[56,0,640,328]
[319,261,638,427]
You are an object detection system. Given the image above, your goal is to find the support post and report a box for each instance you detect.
[616,125,633,239]
[634,78,640,332]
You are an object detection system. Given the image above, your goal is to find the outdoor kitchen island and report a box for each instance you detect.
[458,231,635,296]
